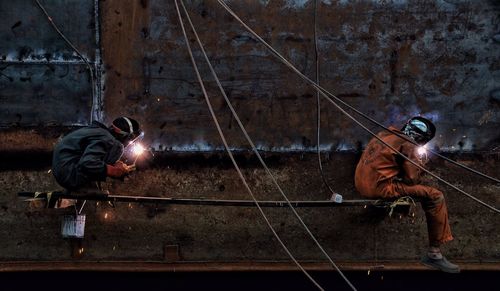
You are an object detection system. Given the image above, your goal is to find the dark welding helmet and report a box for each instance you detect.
[401,116,436,145]
[110,117,143,144]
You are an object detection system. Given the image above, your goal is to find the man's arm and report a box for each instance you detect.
[77,139,131,180]
[401,143,423,185]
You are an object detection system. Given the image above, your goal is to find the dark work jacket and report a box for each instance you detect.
[52,121,124,190]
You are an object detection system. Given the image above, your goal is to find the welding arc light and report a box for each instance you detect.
[132,143,145,157]
[417,146,427,156]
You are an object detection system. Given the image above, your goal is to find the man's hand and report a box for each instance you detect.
[106,161,135,178]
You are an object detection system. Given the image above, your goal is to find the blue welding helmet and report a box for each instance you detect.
[402,116,436,145]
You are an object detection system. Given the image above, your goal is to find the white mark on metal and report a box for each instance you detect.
[283,0,309,9]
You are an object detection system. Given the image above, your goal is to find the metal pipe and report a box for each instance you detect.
[18,191,378,207]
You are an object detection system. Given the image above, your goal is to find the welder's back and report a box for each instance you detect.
[355,126,421,198]
[52,121,123,190]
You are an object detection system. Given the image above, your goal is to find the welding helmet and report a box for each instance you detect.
[110,117,143,144]
[401,116,435,145]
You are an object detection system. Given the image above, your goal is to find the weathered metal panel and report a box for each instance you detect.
[101,0,499,151]
[0,0,97,126]
[0,64,93,126]
[0,0,498,273]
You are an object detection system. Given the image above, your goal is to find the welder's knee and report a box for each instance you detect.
[428,189,444,202]
[421,189,445,210]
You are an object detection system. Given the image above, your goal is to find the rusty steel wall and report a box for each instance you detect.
[0,0,499,271]
[0,0,498,151]
[101,0,500,152]
[0,0,98,126]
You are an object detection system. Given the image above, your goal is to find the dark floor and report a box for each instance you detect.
[1,270,498,291]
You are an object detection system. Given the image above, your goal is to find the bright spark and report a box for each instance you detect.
[417,146,427,156]
[132,143,145,156]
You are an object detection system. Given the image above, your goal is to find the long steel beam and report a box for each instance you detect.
[18,191,387,207]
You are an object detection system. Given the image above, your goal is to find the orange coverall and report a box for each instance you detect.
[355,127,453,246]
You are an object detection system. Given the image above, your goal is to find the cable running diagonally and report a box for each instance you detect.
[35,0,97,122]
[314,0,337,196]
[216,0,499,214]
[218,0,500,185]
[179,1,357,290]
[173,1,325,290]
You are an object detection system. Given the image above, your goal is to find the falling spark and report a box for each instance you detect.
[78,248,84,254]
[113,245,116,251]
[96,202,100,206]
[47,169,52,174]
[128,203,132,208]
[104,212,109,219]
[367,270,371,275]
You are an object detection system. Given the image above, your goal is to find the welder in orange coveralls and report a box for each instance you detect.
[355,116,459,273]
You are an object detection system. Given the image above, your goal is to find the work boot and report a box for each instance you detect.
[421,253,460,273]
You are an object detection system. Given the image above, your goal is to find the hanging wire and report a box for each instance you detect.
[216,0,499,214]
[174,1,325,290]
[35,0,97,122]
[178,1,357,290]
[313,0,337,196]
[222,1,499,185]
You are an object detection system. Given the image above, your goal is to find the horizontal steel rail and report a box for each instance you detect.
[18,191,388,207]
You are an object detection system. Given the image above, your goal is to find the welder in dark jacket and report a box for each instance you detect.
[355,116,459,273]
[52,117,142,191]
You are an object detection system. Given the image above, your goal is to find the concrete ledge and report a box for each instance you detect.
[1,261,499,272]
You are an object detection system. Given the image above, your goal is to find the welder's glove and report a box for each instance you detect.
[106,161,133,178]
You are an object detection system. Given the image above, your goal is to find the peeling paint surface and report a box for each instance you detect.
[99,0,499,152]
[0,0,97,126]
[0,0,499,150]
[0,0,499,269]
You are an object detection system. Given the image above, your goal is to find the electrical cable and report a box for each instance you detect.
[222,0,500,185]
[34,0,97,122]
[313,0,337,196]
[216,0,499,214]
[174,1,325,290]
[179,1,357,290]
